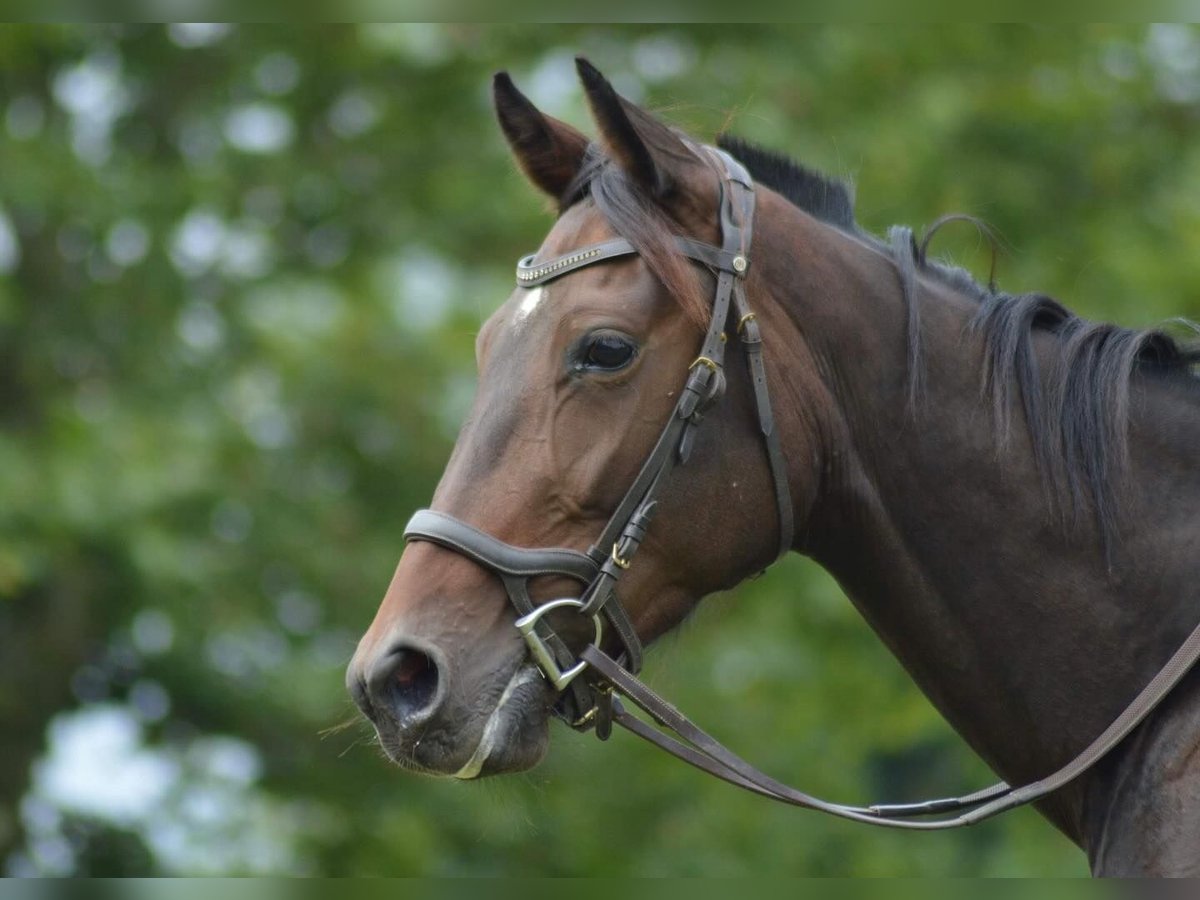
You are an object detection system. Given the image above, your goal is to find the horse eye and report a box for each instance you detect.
[582,334,636,371]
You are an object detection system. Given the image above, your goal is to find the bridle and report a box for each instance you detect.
[402,145,1200,829]
[405,146,790,721]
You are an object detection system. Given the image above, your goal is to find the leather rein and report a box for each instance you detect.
[402,145,1200,828]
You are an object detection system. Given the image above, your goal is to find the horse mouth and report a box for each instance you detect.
[374,662,554,778]
[450,664,546,779]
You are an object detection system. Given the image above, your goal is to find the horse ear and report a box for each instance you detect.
[493,71,590,202]
[575,56,689,196]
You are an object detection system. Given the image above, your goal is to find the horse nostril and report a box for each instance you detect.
[394,649,438,711]
[369,644,442,725]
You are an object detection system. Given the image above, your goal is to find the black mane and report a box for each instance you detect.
[718,135,856,232]
[720,134,1200,554]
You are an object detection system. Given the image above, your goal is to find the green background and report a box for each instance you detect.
[3,23,1199,876]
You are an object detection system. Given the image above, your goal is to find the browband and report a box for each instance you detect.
[516,237,747,287]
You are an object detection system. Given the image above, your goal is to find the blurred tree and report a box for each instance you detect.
[2,23,1197,875]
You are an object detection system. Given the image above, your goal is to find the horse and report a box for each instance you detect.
[346,59,1200,876]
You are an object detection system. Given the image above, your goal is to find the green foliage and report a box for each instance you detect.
[3,23,1198,876]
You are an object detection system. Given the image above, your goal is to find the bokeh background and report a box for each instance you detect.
[3,23,1200,876]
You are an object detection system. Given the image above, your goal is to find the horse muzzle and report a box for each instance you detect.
[346,631,555,778]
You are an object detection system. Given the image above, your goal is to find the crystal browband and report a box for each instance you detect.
[517,247,604,282]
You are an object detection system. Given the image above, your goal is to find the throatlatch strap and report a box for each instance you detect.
[732,285,793,558]
[712,144,793,559]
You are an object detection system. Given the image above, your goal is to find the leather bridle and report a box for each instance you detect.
[404,146,790,723]
[402,145,1200,828]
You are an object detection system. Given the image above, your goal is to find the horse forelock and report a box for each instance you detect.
[559,145,713,330]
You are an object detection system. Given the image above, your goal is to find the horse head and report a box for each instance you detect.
[345,60,824,778]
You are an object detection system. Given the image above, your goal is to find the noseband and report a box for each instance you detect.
[401,146,1200,829]
[404,146,792,720]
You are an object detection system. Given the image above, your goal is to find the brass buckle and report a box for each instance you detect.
[610,542,632,570]
[571,705,599,728]
[514,598,603,691]
[570,684,614,735]
[736,312,757,335]
[689,356,719,373]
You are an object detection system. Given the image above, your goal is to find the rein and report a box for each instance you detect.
[402,145,1200,828]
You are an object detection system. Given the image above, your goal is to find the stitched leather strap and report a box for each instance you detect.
[581,609,1200,827]
[517,238,639,286]
[405,509,599,581]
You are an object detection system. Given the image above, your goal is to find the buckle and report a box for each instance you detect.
[570,705,598,729]
[610,542,632,570]
[566,684,614,738]
[514,598,603,691]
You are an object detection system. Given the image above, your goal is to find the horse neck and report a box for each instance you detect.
[755,203,1200,841]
